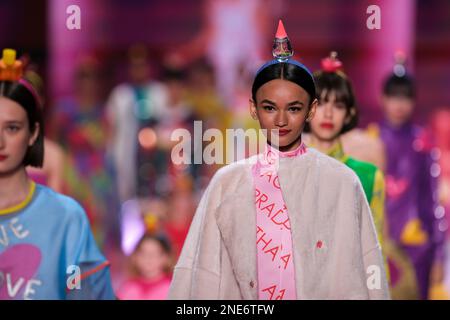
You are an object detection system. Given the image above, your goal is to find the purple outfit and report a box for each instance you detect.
[379,120,445,299]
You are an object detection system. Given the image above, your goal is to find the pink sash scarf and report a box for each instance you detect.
[252,142,307,300]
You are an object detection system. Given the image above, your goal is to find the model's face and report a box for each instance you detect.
[250,79,316,151]
[133,239,168,279]
[382,95,414,127]
[310,92,349,142]
[0,97,39,175]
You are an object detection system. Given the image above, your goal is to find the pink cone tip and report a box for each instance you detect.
[275,19,288,39]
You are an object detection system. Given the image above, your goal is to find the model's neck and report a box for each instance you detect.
[0,168,31,210]
[272,135,303,153]
[309,134,339,153]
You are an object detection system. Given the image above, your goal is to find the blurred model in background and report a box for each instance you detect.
[304,52,387,258]
[368,52,446,299]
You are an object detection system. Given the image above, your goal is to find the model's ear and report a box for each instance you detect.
[28,122,40,147]
[306,98,318,122]
[249,99,258,120]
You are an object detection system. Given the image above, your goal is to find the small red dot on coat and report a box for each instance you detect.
[316,240,323,249]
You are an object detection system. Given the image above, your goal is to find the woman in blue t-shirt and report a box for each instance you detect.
[0,50,115,300]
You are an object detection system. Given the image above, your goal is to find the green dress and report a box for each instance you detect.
[321,141,386,247]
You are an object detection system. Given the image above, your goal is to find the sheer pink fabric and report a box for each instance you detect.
[252,143,307,300]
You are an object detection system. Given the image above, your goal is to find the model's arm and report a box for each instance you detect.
[64,199,115,300]
[359,181,391,300]
[168,179,222,299]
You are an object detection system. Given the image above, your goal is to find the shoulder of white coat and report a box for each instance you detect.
[215,155,256,175]
[207,155,256,188]
[307,148,361,187]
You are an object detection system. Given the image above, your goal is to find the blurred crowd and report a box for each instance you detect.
[3,0,448,301]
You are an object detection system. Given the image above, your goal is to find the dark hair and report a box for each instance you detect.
[134,232,172,255]
[383,74,415,98]
[304,70,358,134]
[251,62,316,105]
[0,80,44,167]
